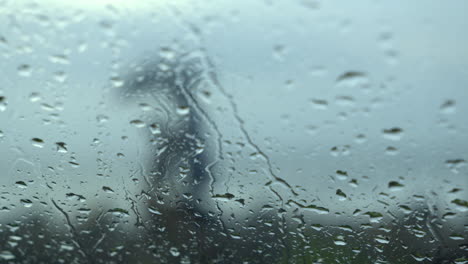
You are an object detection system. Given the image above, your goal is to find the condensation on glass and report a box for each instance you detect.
[0,0,467,263]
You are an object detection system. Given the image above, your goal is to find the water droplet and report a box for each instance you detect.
[159,47,175,60]
[336,71,365,82]
[20,199,33,208]
[440,100,456,114]
[0,96,6,111]
[310,98,328,109]
[365,211,383,223]
[130,119,145,128]
[55,142,68,153]
[451,199,468,211]
[382,127,403,141]
[442,212,456,220]
[335,95,355,107]
[31,138,44,148]
[53,71,67,83]
[353,134,366,144]
[449,234,464,241]
[199,90,212,103]
[15,181,27,188]
[398,205,412,214]
[336,170,348,180]
[96,115,109,123]
[148,207,162,215]
[110,76,124,88]
[388,181,404,191]
[139,103,152,111]
[375,236,390,244]
[69,161,80,168]
[0,251,15,260]
[108,208,129,216]
[385,146,398,155]
[66,193,86,201]
[48,54,69,64]
[169,247,180,257]
[102,186,114,193]
[40,103,55,111]
[17,64,32,77]
[336,189,347,200]
[349,179,358,187]
[333,236,347,246]
[29,92,41,102]
[445,159,466,173]
[176,106,190,116]
[60,244,75,251]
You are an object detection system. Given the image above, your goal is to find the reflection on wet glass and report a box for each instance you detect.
[0,0,467,263]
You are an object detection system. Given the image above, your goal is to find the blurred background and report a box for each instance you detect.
[0,0,467,263]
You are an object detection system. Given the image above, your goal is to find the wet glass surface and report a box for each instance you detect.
[0,1,467,263]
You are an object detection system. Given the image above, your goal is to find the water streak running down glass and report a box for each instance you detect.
[0,1,467,263]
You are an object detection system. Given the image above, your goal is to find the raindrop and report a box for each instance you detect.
[336,170,348,180]
[60,245,74,251]
[0,96,6,112]
[69,161,80,168]
[0,251,15,261]
[199,90,212,103]
[55,142,68,153]
[40,103,55,111]
[388,181,404,191]
[375,236,390,244]
[31,138,44,148]
[17,64,32,77]
[139,103,152,111]
[449,234,464,241]
[382,127,403,141]
[108,208,129,216]
[148,207,162,215]
[66,193,86,201]
[149,123,161,134]
[349,179,358,187]
[442,212,456,220]
[336,71,365,82]
[110,76,124,88]
[20,199,33,208]
[96,115,109,123]
[385,146,398,155]
[440,100,456,114]
[365,211,383,223]
[130,119,145,128]
[398,205,412,214]
[176,106,190,116]
[212,193,235,200]
[451,199,468,211]
[15,181,28,188]
[159,47,175,60]
[272,44,286,60]
[48,54,69,64]
[354,133,367,144]
[449,188,462,193]
[335,95,355,106]
[445,159,466,173]
[53,71,67,83]
[29,92,41,102]
[102,186,114,193]
[336,189,347,201]
[169,247,180,257]
[310,98,328,109]
[333,236,347,246]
